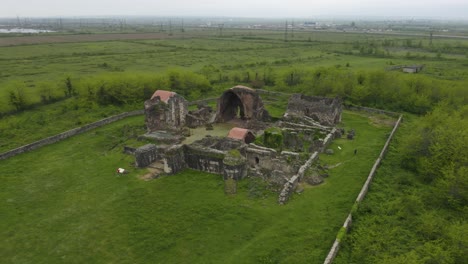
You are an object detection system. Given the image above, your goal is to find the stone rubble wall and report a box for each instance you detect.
[123,146,137,155]
[323,115,403,264]
[286,94,342,126]
[0,110,144,160]
[184,145,226,174]
[144,94,188,132]
[278,128,336,205]
[322,128,336,151]
[278,151,319,204]
[223,154,248,181]
[135,144,166,168]
[164,145,187,174]
[280,120,331,132]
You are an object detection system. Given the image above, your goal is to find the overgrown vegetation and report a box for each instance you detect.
[262,127,283,150]
[335,109,467,263]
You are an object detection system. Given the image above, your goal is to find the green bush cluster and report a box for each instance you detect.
[2,70,212,115]
[263,127,283,150]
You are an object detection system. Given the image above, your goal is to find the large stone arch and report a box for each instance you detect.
[219,90,245,121]
[215,85,269,123]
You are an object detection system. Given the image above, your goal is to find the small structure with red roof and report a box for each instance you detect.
[227,127,255,144]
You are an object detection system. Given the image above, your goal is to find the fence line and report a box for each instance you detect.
[323,114,403,264]
[0,110,144,160]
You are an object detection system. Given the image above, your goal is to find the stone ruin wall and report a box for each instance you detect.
[286,94,342,126]
[144,94,188,132]
[186,106,215,128]
[184,145,225,174]
[135,144,165,168]
[164,145,186,174]
[161,142,248,181]
[245,144,302,187]
[278,128,336,204]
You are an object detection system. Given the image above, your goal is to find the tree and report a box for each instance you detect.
[401,104,468,208]
[8,86,28,111]
[64,76,76,97]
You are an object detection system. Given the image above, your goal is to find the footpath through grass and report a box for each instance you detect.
[0,111,392,263]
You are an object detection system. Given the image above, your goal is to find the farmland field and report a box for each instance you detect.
[1,29,467,117]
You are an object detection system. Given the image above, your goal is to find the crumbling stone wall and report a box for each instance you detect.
[286,94,342,126]
[215,85,270,123]
[163,137,249,177]
[135,144,165,168]
[186,105,215,128]
[278,128,336,205]
[164,145,186,174]
[245,144,300,186]
[184,145,225,174]
[223,150,248,180]
[278,151,319,205]
[144,92,188,132]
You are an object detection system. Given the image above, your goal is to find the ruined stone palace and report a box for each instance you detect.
[129,85,343,204]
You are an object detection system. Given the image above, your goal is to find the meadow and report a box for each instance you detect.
[1,28,467,114]
[0,25,466,263]
[0,111,392,263]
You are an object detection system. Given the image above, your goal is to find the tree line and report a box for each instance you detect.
[3,66,467,117]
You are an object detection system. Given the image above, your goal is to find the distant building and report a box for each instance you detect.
[402,65,424,73]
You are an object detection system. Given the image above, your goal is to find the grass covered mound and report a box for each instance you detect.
[0,111,392,263]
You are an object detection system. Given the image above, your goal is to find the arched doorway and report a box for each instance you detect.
[219,91,245,122]
[215,85,270,123]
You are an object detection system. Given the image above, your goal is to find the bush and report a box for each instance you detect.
[263,127,283,150]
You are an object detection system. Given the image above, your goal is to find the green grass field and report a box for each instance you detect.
[1,29,466,113]
[0,111,393,263]
[1,26,465,264]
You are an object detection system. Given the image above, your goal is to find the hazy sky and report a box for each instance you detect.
[3,0,468,19]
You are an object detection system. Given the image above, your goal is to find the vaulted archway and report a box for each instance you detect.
[215,85,270,123]
[219,91,245,121]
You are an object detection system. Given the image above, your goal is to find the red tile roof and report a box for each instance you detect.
[151,90,176,103]
[227,127,251,140]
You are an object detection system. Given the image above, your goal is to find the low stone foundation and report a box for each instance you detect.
[135,144,166,168]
